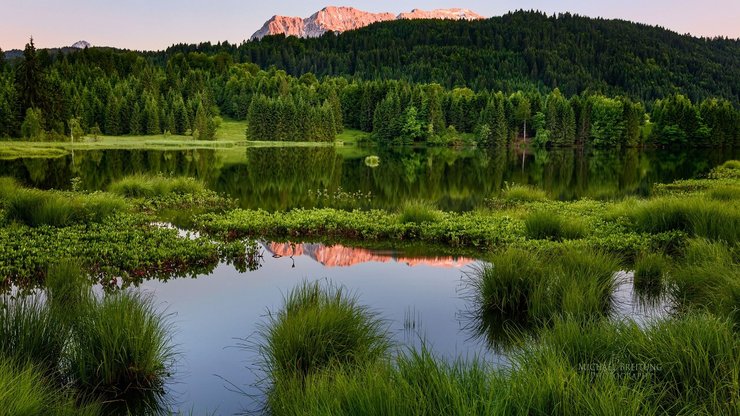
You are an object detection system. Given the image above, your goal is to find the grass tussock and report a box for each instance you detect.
[707,185,740,201]
[632,252,669,297]
[502,184,548,202]
[464,248,620,347]
[3,188,127,227]
[0,357,100,416]
[268,347,499,416]
[67,290,175,411]
[524,210,587,240]
[108,174,206,198]
[622,196,740,243]
[260,281,390,384]
[0,293,66,376]
[1,262,176,414]
[264,281,738,416]
[669,239,740,327]
[398,200,443,224]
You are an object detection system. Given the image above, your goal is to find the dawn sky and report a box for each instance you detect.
[1,0,738,51]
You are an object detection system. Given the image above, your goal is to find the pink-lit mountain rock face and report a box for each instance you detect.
[251,6,484,40]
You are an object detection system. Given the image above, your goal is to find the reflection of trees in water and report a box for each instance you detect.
[219,147,344,210]
[1,146,737,209]
[0,149,221,191]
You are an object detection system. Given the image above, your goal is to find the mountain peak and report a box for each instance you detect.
[251,6,485,40]
[71,40,91,49]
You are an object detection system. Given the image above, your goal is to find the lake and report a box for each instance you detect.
[1,145,737,211]
[0,144,724,414]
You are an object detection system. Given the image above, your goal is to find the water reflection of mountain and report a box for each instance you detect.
[265,242,476,268]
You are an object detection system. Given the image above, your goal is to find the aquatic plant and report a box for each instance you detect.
[624,196,739,243]
[398,200,443,225]
[464,247,620,347]
[108,174,206,198]
[66,290,175,413]
[0,357,100,416]
[0,293,66,376]
[669,239,740,327]
[524,210,587,240]
[632,252,669,297]
[259,281,390,382]
[501,184,548,202]
[3,188,127,227]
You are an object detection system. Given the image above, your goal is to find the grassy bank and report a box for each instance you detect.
[0,176,258,288]
[260,282,739,416]
[0,263,175,415]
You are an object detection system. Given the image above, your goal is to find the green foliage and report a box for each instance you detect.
[670,239,740,327]
[632,252,668,297]
[622,196,740,243]
[589,96,625,147]
[0,293,66,375]
[260,281,390,384]
[21,107,46,141]
[501,184,547,202]
[108,174,206,198]
[465,247,619,336]
[0,358,100,416]
[399,200,442,225]
[524,210,587,240]
[3,188,127,227]
[67,290,175,412]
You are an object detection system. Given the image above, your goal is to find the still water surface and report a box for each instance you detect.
[2,145,737,211]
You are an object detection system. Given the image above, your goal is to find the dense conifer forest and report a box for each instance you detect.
[1,10,738,147]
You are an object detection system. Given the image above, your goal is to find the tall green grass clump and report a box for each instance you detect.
[0,176,20,201]
[524,210,587,240]
[708,184,740,201]
[0,293,66,375]
[108,174,206,198]
[625,196,739,243]
[4,188,127,227]
[670,239,740,327]
[501,184,547,202]
[465,248,620,347]
[268,347,499,416]
[556,249,620,317]
[632,252,669,297]
[0,357,100,416]
[67,290,175,412]
[260,281,390,383]
[398,200,443,225]
[516,314,739,415]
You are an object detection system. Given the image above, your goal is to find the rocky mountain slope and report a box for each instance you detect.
[251,6,483,40]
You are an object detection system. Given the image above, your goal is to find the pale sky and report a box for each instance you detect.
[1,0,738,51]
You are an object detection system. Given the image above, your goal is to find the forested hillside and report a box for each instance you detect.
[0,10,738,147]
[169,10,740,103]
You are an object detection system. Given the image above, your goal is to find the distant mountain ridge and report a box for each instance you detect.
[3,40,92,59]
[251,6,484,40]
